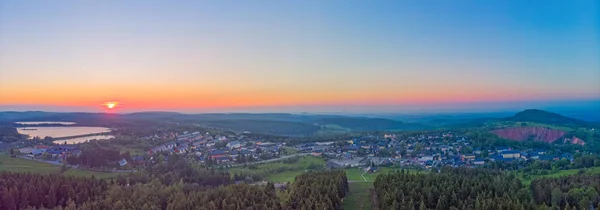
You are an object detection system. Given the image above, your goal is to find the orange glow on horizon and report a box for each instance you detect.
[104,102,118,109]
[1,83,598,111]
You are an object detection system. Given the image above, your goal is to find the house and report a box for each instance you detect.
[312,148,323,157]
[192,140,205,148]
[119,159,128,166]
[501,150,521,159]
[533,149,547,155]
[131,156,145,164]
[34,145,50,149]
[473,158,485,165]
[315,141,334,146]
[462,154,476,160]
[19,147,44,157]
[215,156,230,163]
[57,145,76,152]
[528,151,540,160]
[496,147,510,153]
[366,166,378,173]
[176,145,189,154]
[490,155,515,162]
[209,150,226,159]
[419,156,434,162]
[150,142,177,154]
[227,141,242,150]
[19,147,36,154]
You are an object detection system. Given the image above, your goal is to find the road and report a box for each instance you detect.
[228,153,311,167]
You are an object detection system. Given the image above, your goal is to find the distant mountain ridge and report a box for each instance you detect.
[506,109,588,126]
[0,111,426,136]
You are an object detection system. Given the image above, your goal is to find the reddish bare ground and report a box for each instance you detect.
[491,127,565,143]
[564,136,586,146]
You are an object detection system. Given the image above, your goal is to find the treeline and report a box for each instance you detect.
[0,126,23,142]
[287,170,348,210]
[0,173,108,209]
[0,172,280,210]
[74,181,281,210]
[531,174,600,210]
[375,167,531,210]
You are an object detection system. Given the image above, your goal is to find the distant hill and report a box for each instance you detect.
[491,127,566,143]
[314,117,426,131]
[506,109,588,126]
[196,120,319,136]
[0,111,428,136]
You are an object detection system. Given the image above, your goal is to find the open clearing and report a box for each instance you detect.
[519,166,600,185]
[0,154,122,179]
[228,156,325,182]
[344,182,374,210]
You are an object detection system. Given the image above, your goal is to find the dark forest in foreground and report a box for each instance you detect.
[374,168,600,210]
[0,153,348,210]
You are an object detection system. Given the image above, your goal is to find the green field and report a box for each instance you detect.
[228,156,325,182]
[344,182,374,210]
[282,147,299,155]
[344,167,415,182]
[519,166,600,185]
[0,154,122,179]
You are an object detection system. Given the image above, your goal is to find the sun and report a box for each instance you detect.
[104,102,118,109]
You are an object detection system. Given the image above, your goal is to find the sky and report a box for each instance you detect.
[1,0,599,113]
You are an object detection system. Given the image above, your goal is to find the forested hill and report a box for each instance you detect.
[315,117,426,131]
[0,111,427,136]
[507,109,589,126]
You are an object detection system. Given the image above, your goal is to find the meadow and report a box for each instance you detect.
[343,182,374,210]
[0,154,122,179]
[228,156,325,183]
[519,166,600,185]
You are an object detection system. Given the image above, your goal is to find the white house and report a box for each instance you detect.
[227,141,242,150]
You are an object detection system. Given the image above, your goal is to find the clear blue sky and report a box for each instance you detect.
[0,0,598,113]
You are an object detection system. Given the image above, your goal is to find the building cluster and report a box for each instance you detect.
[301,132,575,170]
[17,145,79,160]
[147,131,285,165]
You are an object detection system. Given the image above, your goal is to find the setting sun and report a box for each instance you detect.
[104,102,117,109]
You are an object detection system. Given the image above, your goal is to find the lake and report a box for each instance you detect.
[17,126,111,139]
[53,135,115,145]
[15,121,76,125]
[17,126,114,144]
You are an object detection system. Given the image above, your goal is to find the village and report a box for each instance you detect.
[304,132,575,171]
[12,129,577,173]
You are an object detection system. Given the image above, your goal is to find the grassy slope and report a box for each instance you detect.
[228,156,325,183]
[344,168,424,210]
[0,154,121,179]
[518,166,600,185]
[344,182,374,210]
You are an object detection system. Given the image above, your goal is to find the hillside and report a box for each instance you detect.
[196,120,320,136]
[315,117,426,131]
[491,127,566,143]
[507,109,588,126]
[0,111,429,136]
